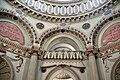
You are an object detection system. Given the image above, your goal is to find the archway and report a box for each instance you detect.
[0,56,13,80]
[111,58,120,80]
[45,66,80,80]
[39,27,86,51]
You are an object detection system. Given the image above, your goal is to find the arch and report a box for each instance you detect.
[39,27,87,51]
[0,8,37,44]
[111,58,120,80]
[45,65,80,80]
[90,10,120,48]
[0,56,14,80]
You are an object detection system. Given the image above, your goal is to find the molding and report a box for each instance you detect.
[39,27,87,48]
[7,0,118,22]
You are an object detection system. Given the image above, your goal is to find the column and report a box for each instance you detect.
[22,56,30,80]
[37,60,43,80]
[88,53,99,80]
[96,58,106,80]
[27,53,38,80]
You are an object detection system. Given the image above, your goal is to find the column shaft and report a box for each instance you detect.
[22,57,30,80]
[89,55,99,80]
[27,55,38,80]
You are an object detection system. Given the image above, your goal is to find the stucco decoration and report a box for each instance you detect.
[111,58,120,80]
[0,21,25,45]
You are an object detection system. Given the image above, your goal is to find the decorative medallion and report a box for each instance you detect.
[36,22,44,29]
[59,23,69,27]
[102,22,120,46]
[0,21,25,45]
[104,9,113,16]
[82,23,90,29]
[15,9,23,15]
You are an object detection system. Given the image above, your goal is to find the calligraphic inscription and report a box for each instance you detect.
[102,22,120,46]
[0,22,24,45]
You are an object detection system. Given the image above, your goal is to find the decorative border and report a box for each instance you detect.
[7,0,118,22]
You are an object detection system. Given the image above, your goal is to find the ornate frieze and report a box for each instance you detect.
[7,0,118,22]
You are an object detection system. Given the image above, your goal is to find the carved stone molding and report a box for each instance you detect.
[39,27,87,48]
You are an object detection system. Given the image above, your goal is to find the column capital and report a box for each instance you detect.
[85,43,100,57]
[32,43,40,51]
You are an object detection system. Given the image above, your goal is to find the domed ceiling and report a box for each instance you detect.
[8,0,117,22]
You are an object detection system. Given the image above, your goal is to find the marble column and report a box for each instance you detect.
[27,53,38,80]
[88,53,99,80]
[22,56,30,80]
[37,60,43,80]
[96,58,105,80]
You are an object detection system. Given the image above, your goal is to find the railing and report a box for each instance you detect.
[43,51,84,60]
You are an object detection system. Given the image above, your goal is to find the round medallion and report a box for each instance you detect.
[82,23,90,29]
[36,23,44,29]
